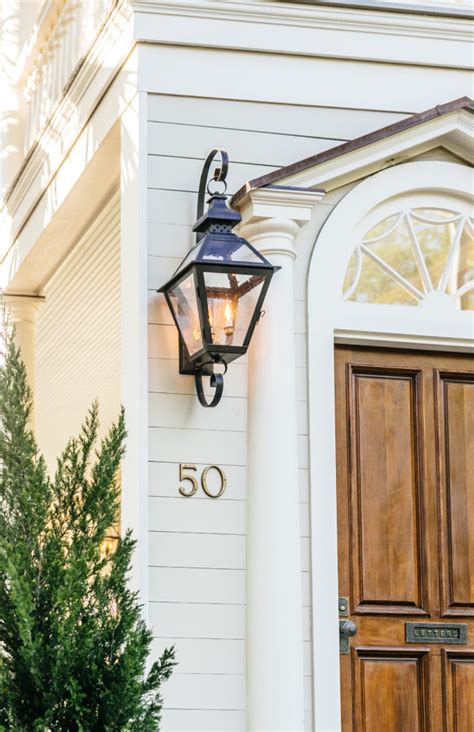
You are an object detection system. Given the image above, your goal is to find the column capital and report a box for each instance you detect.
[4,294,44,324]
[236,186,325,258]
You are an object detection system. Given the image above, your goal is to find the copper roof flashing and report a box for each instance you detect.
[231,97,473,208]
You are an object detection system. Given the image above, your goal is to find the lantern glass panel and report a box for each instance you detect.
[168,273,203,357]
[203,271,266,347]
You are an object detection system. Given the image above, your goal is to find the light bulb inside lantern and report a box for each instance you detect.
[224,301,233,327]
[223,300,234,344]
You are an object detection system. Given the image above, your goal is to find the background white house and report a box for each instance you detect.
[1,1,473,730]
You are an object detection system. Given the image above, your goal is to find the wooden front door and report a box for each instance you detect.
[335,346,474,731]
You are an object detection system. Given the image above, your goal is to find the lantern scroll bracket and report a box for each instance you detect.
[196,148,229,241]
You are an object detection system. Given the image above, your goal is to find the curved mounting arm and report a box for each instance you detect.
[195,372,224,408]
[196,148,229,242]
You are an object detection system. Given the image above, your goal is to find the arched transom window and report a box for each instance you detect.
[343,208,474,311]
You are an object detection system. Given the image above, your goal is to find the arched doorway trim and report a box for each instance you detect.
[307,161,473,731]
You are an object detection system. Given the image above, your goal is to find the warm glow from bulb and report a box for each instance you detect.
[224,300,233,326]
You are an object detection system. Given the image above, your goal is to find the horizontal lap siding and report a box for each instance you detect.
[146,90,409,730]
[35,191,121,472]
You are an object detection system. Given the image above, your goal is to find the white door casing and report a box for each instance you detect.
[307,161,474,731]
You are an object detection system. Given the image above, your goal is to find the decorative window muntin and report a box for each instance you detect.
[343,208,474,311]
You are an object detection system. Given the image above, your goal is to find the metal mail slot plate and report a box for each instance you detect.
[406,622,467,644]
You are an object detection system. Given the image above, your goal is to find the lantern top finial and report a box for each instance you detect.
[193,193,242,234]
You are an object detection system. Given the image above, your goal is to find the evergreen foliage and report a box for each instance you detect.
[0,324,175,730]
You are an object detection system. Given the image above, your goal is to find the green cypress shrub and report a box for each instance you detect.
[0,324,175,730]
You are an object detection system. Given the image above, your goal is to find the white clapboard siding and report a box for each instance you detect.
[149,496,246,536]
[149,567,246,605]
[149,392,247,432]
[148,255,181,289]
[148,121,338,171]
[163,673,245,710]
[35,190,121,470]
[148,323,180,360]
[149,532,246,570]
[148,290,173,326]
[161,708,246,731]
[153,637,245,676]
[147,94,407,141]
[149,602,246,640]
[148,189,203,225]
[148,221,194,258]
[149,427,247,466]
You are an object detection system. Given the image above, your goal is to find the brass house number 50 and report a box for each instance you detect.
[179,464,227,499]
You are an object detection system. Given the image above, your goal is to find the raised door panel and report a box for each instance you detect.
[348,367,427,614]
[437,373,474,616]
[443,652,474,731]
[353,649,429,731]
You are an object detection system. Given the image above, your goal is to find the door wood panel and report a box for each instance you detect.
[348,367,426,614]
[443,651,474,731]
[436,372,474,616]
[336,347,474,732]
[353,648,429,732]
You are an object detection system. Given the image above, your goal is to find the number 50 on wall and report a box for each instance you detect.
[179,463,227,499]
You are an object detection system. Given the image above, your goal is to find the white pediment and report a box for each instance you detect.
[282,108,473,191]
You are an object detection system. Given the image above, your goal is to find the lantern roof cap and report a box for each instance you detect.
[193,193,242,233]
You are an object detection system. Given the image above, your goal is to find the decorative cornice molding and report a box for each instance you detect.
[130,0,473,43]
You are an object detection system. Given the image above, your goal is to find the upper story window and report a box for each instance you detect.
[343,208,474,311]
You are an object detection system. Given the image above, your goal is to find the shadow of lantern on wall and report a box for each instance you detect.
[158,149,279,407]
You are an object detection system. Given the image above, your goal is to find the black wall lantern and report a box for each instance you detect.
[158,149,280,408]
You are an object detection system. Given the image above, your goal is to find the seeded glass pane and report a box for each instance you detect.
[204,271,266,347]
[168,273,203,357]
